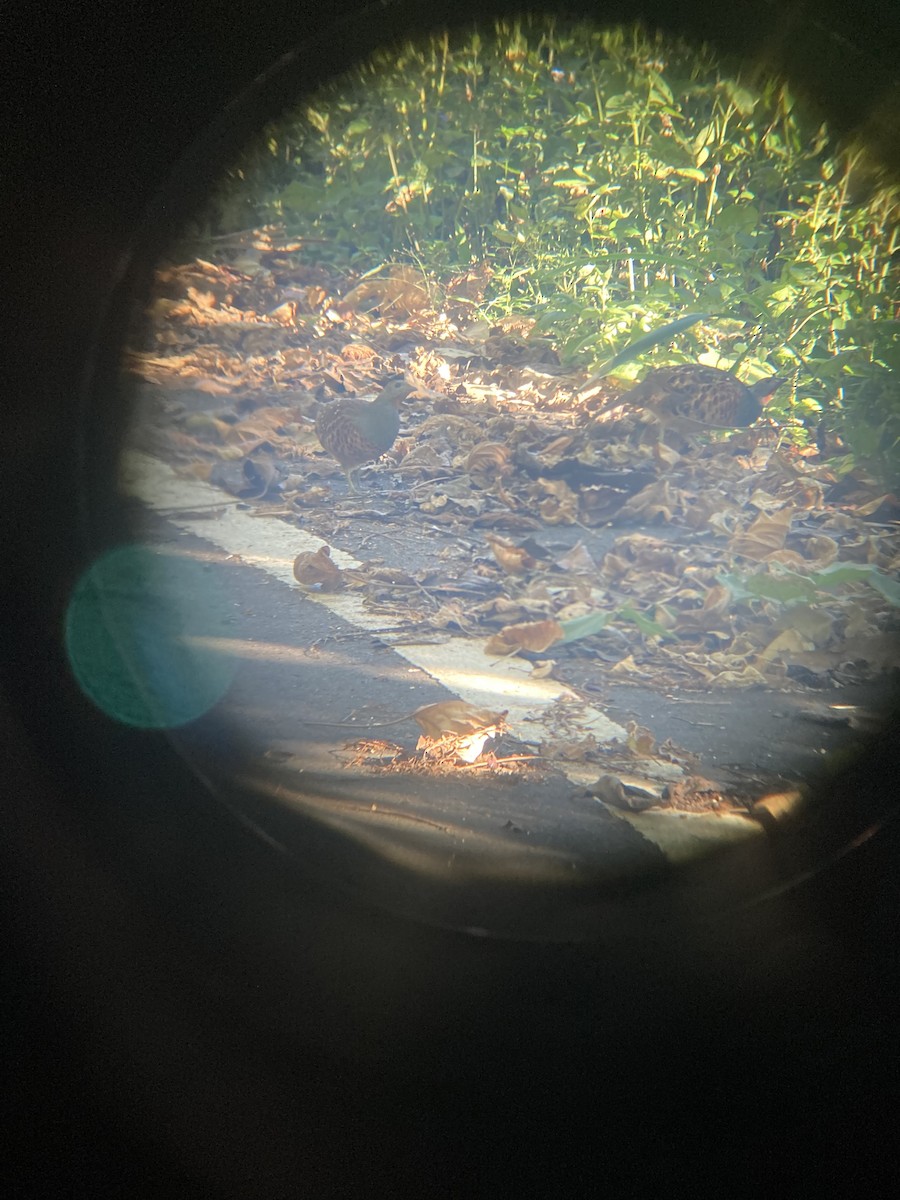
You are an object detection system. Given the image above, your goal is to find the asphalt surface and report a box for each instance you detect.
[123,501,892,937]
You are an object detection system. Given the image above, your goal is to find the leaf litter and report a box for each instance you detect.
[126,238,900,805]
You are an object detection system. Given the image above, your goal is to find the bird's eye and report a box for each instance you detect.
[68,11,899,942]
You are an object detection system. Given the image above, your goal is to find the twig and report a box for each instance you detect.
[456,754,545,771]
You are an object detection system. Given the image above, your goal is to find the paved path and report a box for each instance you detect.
[119,451,882,934]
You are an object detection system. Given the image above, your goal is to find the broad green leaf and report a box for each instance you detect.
[715,204,761,235]
[558,611,612,642]
[618,606,672,638]
[728,85,756,116]
[583,312,711,379]
[812,564,900,604]
[663,167,707,183]
[718,571,817,604]
[648,71,674,105]
[720,564,900,609]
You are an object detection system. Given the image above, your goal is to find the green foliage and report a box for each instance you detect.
[205,17,898,472]
[580,312,711,379]
[557,604,672,646]
[719,563,900,609]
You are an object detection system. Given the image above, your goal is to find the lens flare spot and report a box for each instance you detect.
[64,544,237,728]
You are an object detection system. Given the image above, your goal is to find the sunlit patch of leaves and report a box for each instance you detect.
[129,22,900,729]
[191,17,899,471]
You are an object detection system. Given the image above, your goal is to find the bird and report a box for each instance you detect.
[314,377,414,491]
[624,364,785,443]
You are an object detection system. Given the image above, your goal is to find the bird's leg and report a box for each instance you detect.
[346,466,362,493]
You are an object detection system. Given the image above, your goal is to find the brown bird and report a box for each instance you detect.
[626,364,785,443]
[314,377,414,491]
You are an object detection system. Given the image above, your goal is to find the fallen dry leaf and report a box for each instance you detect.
[537,478,580,525]
[773,605,835,646]
[542,734,598,761]
[855,493,896,518]
[484,618,565,656]
[484,533,537,576]
[730,507,794,559]
[751,788,807,824]
[413,700,507,738]
[530,660,556,679]
[626,721,656,756]
[756,628,815,665]
[673,584,734,633]
[293,544,345,592]
[801,534,839,565]
[555,541,598,574]
[182,414,234,441]
[589,774,661,812]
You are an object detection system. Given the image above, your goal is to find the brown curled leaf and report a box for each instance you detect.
[413,700,507,738]
[293,544,345,592]
[484,618,565,656]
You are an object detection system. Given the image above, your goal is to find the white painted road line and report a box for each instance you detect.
[121,451,628,747]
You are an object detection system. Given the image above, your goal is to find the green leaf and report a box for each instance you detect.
[693,122,717,153]
[648,71,674,105]
[558,611,612,642]
[665,167,708,183]
[306,107,329,134]
[618,606,672,638]
[583,312,711,380]
[728,86,756,116]
[719,563,900,609]
[714,204,761,235]
[718,571,817,604]
[811,564,900,604]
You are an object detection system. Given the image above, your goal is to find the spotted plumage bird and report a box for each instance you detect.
[626,364,785,442]
[314,377,414,491]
